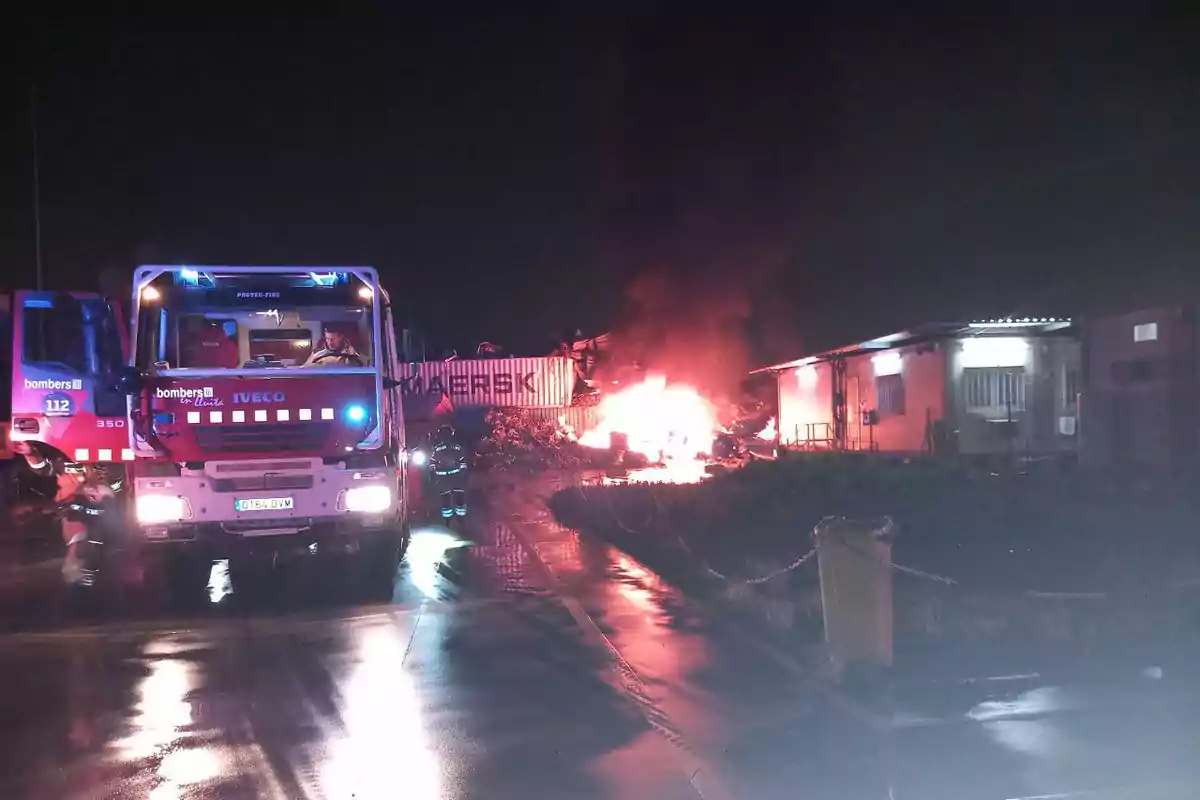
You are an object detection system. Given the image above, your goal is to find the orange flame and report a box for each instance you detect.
[578,375,718,464]
[757,416,777,441]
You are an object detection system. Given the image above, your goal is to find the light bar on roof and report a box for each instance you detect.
[861,332,908,349]
[309,272,344,286]
[176,269,216,287]
[968,317,1070,328]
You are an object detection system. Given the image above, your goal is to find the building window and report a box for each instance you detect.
[1133,322,1158,342]
[963,367,1026,413]
[249,328,312,367]
[876,373,906,417]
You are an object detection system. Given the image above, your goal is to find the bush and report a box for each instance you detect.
[548,455,1200,675]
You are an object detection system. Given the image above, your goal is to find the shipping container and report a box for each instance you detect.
[519,404,603,437]
[399,357,574,414]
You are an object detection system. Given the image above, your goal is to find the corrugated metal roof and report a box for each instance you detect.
[753,318,1075,373]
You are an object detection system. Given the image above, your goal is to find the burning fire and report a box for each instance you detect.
[757,416,777,441]
[578,376,717,483]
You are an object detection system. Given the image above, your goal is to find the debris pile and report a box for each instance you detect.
[475,407,602,472]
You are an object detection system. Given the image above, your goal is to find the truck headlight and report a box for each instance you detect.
[344,485,392,513]
[411,449,427,466]
[137,495,191,524]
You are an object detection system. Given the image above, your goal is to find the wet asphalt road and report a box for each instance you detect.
[1,479,1198,799]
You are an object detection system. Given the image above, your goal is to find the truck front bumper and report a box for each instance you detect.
[134,458,400,542]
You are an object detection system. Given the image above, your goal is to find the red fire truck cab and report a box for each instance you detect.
[126,266,411,573]
[4,289,132,483]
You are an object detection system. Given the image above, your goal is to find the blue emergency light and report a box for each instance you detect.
[176,269,216,287]
[309,272,349,287]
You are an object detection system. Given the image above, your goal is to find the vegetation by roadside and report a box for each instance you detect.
[549,455,1200,680]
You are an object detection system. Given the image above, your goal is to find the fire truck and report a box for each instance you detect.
[3,289,133,490]
[121,266,412,586]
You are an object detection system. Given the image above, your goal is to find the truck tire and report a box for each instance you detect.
[160,548,214,608]
[359,522,408,602]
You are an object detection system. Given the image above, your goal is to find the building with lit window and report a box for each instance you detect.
[756,319,1081,457]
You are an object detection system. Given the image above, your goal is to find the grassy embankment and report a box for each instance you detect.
[549,455,1200,678]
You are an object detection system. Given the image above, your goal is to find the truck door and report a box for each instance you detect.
[85,298,130,420]
[383,304,409,516]
[10,291,131,464]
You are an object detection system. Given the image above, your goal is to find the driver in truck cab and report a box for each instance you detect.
[304,324,365,367]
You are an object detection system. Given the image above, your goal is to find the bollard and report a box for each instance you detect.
[815,517,894,672]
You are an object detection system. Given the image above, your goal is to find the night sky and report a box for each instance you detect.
[10,6,1199,364]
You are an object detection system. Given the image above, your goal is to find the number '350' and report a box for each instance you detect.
[96,419,125,428]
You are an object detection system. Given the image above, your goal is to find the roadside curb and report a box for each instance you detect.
[498,484,744,800]
[498,477,896,732]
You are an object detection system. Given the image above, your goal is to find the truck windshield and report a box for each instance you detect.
[135,281,376,371]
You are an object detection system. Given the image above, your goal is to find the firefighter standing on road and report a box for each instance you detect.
[429,424,468,520]
[56,465,116,586]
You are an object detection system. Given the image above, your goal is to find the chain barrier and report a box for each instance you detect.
[817,516,960,587]
[675,529,818,585]
[833,525,1200,601]
[889,562,959,586]
[738,547,818,586]
[579,477,818,586]
[576,482,1200,600]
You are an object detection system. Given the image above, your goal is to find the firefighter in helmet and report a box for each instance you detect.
[429,423,468,520]
[57,464,117,586]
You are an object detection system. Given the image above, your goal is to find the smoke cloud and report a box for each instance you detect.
[604,247,784,406]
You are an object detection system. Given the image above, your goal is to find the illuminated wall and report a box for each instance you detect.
[948,334,1081,456]
[845,343,947,453]
[777,361,833,447]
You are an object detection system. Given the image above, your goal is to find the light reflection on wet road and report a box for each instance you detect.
[0,479,1198,799]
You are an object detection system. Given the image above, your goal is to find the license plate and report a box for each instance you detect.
[235,497,294,512]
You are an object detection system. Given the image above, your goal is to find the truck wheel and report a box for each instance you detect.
[162,548,213,608]
[360,524,407,601]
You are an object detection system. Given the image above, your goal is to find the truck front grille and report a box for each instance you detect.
[221,517,314,533]
[211,474,315,493]
[194,422,333,454]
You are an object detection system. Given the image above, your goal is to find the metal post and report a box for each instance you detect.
[31,83,44,291]
[815,517,894,673]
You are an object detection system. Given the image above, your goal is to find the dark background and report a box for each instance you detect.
[9,5,1199,367]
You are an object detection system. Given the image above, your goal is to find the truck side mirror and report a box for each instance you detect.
[382,377,401,389]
